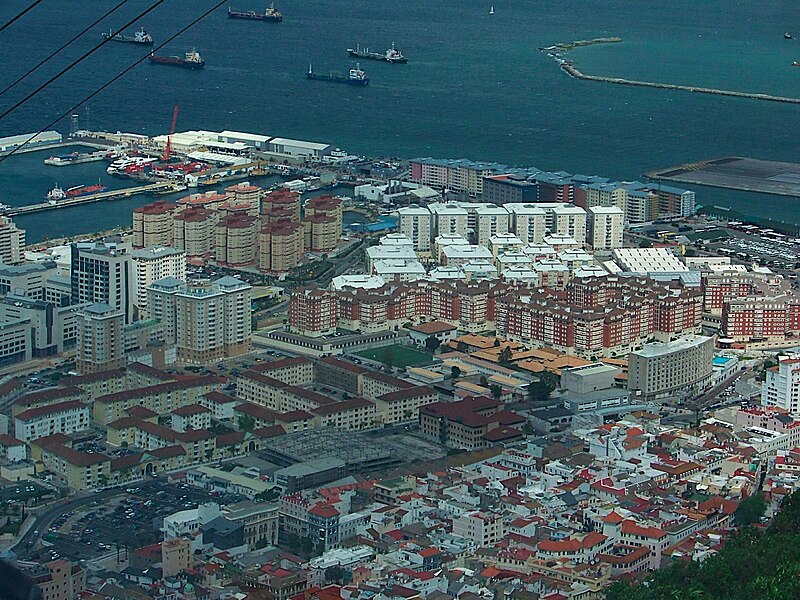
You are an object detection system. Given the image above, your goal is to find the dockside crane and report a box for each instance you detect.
[161,104,179,162]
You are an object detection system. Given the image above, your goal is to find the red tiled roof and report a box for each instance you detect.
[172,403,211,417]
[15,386,84,408]
[0,433,24,446]
[31,433,70,448]
[235,402,279,422]
[252,425,286,438]
[409,321,457,335]
[97,376,218,404]
[311,397,374,416]
[309,504,339,518]
[277,410,314,422]
[378,386,436,403]
[215,431,245,447]
[621,521,666,539]
[15,399,87,422]
[538,532,607,553]
[252,357,312,372]
[203,391,238,404]
[45,444,109,467]
[148,445,186,459]
[319,356,370,374]
[126,405,159,419]
[61,369,125,386]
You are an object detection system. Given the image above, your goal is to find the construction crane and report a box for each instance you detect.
[161,104,179,162]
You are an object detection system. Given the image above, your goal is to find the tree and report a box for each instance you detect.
[638,238,652,248]
[456,341,469,353]
[735,492,767,527]
[382,345,396,366]
[490,384,502,400]
[479,375,489,387]
[451,365,461,379]
[425,336,441,353]
[493,338,501,347]
[325,565,345,584]
[238,415,256,431]
[527,371,558,403]
[498,346,513,366]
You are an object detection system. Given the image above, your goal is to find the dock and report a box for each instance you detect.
[5,182,183,216]
[541,38,800,105]
[44,150,108,166]
[646,157,800,197]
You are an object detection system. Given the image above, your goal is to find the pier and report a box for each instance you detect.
[542,38,800,105]
[5,182,183,216]
[647,156,800,197]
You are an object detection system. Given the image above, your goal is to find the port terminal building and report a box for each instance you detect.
[151,129,334,161]
[0,131,62,154]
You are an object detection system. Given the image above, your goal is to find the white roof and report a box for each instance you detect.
[219,130,272,143]
[428,267,466,280]
[330,275,386,291]
[503,267,539,281]
[269,137,330,150]
[397,206,432,216]
[489,233,523,244]
[550,204,587,216]
[612,248,689,273]
[379,233,413,246]
[505,203,546,215]
[442,245,493,260]
[574,265,609,278]
[543,234,580,246]
[367,245,417,261]
[435,234,469,246]
[588,206,624,215]
[474,205,509,215]
[373,259,426,276]
[534,259,569,273]
[429,202,468,215]
[497,252,533,265]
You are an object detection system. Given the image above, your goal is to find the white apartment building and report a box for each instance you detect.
[15,399,91,442]
[397,206,432,253]
[587,206,624,250]
[70,242,134,323]
[628,336,714,403]
[365,244,418,273]
[372,259,426,282]
[548,203,587,242]
[452,511,506,548]
[0,215,25,265]
[441,245,494,267]
[584,182,628,211]
[488,233,524,258]
[132,246,187,319]
[762,355,800,415]
[434,234,470,263]
[428,202,469,238]
[474,205,510,246]
[506,203,546,245]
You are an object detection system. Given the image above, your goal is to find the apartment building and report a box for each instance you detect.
[482,174,538,204]
[14,399,91,442]
[628,336,714,403]
[24,559,85,600]
[505,203,546,245]
[76,303,125,374]
[132,200,177,248]
[452,511,506,548]
[70,242,134,323]
[721,295,800,350]
[41,444,110,491]
[148,276,251,363]
[0,214,25,265]
[131,246,186,319]
[762,356,800,415]
[587,206,624,250]
[310,397,377,431]
[474,205,510,246]
[215,214,259,267]
[374,385,438,424]
[173,206,218,257]
[397,206,433,253]
[258,221,304,273]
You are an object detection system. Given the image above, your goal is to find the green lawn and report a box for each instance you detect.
[354,345,432,369]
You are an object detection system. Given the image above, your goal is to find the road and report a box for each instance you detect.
[9,486,135,555]
[688,369,746,412]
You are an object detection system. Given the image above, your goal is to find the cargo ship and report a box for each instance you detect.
[148,49,205,69]
[102,27,154,45]
[46,183,108,202]
[44,151,107,166]
[307,63,369,86]
[347,42,407,63]
[228,3,282,22]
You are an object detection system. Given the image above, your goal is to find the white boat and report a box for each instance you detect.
[47,185,66,203]
[489,6,494,14]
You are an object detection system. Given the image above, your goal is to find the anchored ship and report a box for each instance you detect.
[148,49,205,69]
[228,3,282,22]
[307,63,369,86]
[347,42,407,63]
[102,27,154,45]
[46,183,108,203]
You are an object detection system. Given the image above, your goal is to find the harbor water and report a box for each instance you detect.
[2,0,800,241]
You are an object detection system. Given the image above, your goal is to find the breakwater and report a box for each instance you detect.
[543,39,800,105]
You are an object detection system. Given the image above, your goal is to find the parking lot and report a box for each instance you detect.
[0,482,54,505]
[35,482,244,562]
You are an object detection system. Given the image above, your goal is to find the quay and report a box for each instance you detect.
[44,150,108,166]
[5,182,183,216]
[541,38,800,105]
[647,156,800,197]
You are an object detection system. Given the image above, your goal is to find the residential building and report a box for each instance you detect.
[0,291,85,359]
[397,206,433,253]
[173,206,218,257]
[0,261,58,300]
[0,215,24,265]
[148,276,252,363]
[762,355,800,415]
[75,303,125,375]
[474,205,510,246]
[23,559,85,600]
[131,246,186,319]
[132,200,177,248]
[70,242,134,323]
[215,214,259,267]
[482,174,538,205]
[258,221,304,274]
[428,202,469,238]
[15,399,91,442]
[506,203,546,245]
[452,511,506,548]
[628,336,715,403]
[587,206,624,250]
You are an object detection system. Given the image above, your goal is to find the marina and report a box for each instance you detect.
[647,157,800,197]
[4,182,183,216]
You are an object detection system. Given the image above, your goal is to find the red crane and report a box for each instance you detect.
[162,104,179,162]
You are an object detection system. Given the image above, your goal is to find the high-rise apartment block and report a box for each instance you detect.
[131,246,186,319]
[0,215,25,265]
[587,206,624,250]
[762,355,800,415]
[132,200,177,248]
[397,206,433,253]
[148,276,252,363]
[76,303,125,374]
[70,242,134,323]
[627,336,714,403]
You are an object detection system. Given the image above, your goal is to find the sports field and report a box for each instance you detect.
[353,345,432,368]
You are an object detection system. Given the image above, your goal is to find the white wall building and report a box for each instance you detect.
[15,399,91,442]
[587,206,624,250]
[474,205,510,246]
[506,203,546,245]
[132,246,186,319]
[397,206,433,253]
[428,202,469,238]
[763,355,800,415]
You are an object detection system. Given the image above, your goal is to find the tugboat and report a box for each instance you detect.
[102,26,154,45]
[307,63,369,86]
[228,3,282,22]
[148,49,205,69]
[786,32,793,39]
[347,42,407,63]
